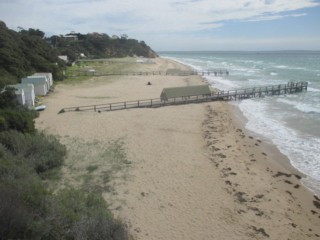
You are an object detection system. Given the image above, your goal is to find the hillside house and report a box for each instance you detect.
[160,85,211,101]
[62,34,78,41]
[58,55,68,62]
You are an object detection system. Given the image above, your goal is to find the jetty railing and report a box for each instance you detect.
[59,81,308,113]
[68,69,229,77]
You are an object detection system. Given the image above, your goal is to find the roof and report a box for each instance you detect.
[8,84,34,92]
[33,72,52,79]
[22,76,48,85]
[14,88,24,95]
[161,85,211,99]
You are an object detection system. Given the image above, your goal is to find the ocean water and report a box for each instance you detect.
[159,51,320,197]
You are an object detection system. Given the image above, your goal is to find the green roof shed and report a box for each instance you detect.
[160,85,211,101]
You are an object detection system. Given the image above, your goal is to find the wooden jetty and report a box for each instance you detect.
[59,82,308,114]
[69,69,229,77]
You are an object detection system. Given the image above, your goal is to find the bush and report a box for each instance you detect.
[48,188,129,240]
[0,107,38,133]
[0,183,31,239]
[0,141,129,240]
[0,87,18,108]
[0,130,66,174]
[0,148,49,239]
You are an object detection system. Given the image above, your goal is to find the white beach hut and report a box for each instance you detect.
[33,72,53,87]
[16,88,25,105]
[21,76,48,96]
[8,84,35,107]
[7,87,26,106]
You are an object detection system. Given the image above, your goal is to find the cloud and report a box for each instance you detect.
[1,0,318,33]
[245,12,308,22]
[0,0,319,50]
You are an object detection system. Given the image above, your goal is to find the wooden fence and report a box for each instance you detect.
[59,81,308,114]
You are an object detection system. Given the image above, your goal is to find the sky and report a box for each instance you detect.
[1,0,320,51]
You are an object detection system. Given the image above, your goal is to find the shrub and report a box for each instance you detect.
[44,188,129,240]
[0,130,66,174]
[0,108,37,133]
[0,141,128,240]
[0,148,50,240]
[0,87,18,108]
[0,183,31,239]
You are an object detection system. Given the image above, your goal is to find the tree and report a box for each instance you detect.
[121,34,128,39]
[0,87,18,108]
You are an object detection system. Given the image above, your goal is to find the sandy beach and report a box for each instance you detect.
[36,57,320,239]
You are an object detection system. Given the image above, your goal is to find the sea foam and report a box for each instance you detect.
[239,99,320,195]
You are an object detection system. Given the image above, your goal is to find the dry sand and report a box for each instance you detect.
[36,57,320,239]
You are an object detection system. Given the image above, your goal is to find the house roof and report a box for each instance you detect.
[33,72,52,79]
[22,76,48,85]
[161,85,211,99]
[9,83,34,91]
[14,88,24,95]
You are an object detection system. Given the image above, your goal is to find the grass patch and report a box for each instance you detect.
[86,164,99,173]
[61,137,131,193]
[64,57,148,86]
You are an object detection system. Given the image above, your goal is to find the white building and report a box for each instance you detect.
[58,55,68,62]
[21,76,49,96]
[33,73,53,87]
[8,84,35,107]
[14,88,25,105]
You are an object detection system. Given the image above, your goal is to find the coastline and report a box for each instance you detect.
[167,55,318,195]
[36,57,320,239]
[230,102,305,177]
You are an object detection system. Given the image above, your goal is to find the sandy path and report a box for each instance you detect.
[36,57,320,240]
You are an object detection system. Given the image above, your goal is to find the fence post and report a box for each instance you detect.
[284,84,287,94]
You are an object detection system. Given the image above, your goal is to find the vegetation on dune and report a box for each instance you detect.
[0,87,38,133]
[0,86,129,239]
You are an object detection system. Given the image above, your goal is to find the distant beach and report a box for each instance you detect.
[36,57,320,240]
